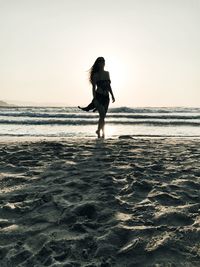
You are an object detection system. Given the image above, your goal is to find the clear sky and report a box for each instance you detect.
[0,0,199,107]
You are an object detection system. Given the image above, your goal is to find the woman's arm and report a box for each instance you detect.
[92,84,96,98]
[109,87,115,103]
[107,72,115,102]
[92,74,97,98]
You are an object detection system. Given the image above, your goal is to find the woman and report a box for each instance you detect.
[79,57,115,138]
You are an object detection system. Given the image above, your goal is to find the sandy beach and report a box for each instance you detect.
[0,136,200,267]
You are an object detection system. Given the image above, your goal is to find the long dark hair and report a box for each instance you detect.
[88,57,105,84]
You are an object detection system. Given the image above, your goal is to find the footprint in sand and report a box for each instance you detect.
[63,193,83,203]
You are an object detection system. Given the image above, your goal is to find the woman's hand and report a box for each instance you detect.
[112,96,115,103]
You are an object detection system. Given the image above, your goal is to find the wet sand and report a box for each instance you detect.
[0,137,200,267]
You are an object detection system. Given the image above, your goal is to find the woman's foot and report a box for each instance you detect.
[96,129,101,138]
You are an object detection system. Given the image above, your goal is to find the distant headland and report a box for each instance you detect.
[0,100,15,107]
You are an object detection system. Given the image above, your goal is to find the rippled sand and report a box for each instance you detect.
[0,137,200,267]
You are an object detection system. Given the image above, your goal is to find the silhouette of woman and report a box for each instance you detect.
[79,57,115,138]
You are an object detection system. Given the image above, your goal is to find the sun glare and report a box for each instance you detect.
[106,57,125,91]
[105,125,116,137]
[105,56,134,98]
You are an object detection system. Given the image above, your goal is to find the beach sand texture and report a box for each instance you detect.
[0,137,200,267]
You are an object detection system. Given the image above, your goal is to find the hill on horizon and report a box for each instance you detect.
[0,100,16,107]
[0,100,9,106]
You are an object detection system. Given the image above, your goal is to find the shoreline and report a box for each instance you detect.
[0,134,200,144]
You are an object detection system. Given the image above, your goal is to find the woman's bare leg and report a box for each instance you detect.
[96,104,106,138]
[102,100,109,138]
[102,116,105,138]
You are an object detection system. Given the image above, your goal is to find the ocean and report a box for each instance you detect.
[0,106,200,138]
